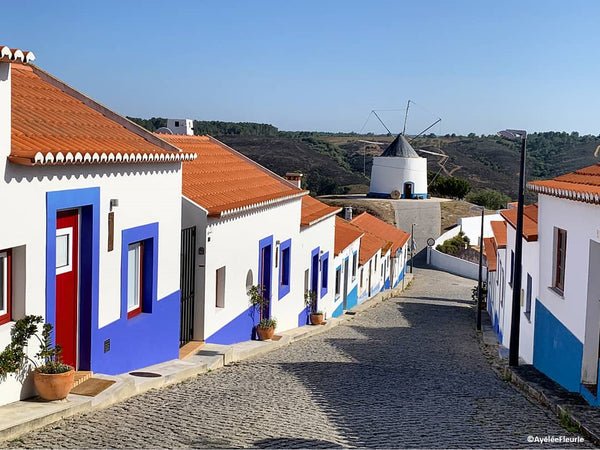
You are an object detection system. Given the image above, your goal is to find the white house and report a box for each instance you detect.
[487,220,507,340]
[498,205,538,364]
[0,47,195,406]
[161,132,340,343]
[351,212,410,291]
[528,166,600,405]
[331,217,363,317]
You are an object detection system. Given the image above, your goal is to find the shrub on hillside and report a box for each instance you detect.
[466,189,511,210]
[436,231,470,255]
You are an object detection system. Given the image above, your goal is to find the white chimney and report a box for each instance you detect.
[167,118,194,136]
[285,172,303,189]
[344,207,353,221]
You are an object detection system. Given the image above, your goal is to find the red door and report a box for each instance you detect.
[55,209,79,369]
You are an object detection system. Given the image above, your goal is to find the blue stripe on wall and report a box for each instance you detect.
[533,299,583,392]
[46,187,100,371]
[206,305,258,345]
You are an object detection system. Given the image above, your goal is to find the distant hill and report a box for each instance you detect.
[129,116,600,201]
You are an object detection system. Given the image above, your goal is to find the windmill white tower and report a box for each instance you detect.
[368,133,428,199]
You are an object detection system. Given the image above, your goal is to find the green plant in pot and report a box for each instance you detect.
[304,290,323,325]
[0,315,74,401]
[248,285,277,340]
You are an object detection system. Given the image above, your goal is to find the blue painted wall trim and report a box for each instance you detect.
[91,221,179,374]
[206,305,258,345]
[344,285,358,311]
[258,235,273,318]
[320,251,329,298]
[533,300,583,393]
[368,191,428,199]
[278,238,291,300]
[46,187,100,371]
[93,290,180,374]
[332,301,344,318]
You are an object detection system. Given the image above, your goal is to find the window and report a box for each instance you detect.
[352,252,357,278]
[175,121,180,127]
[0,250,11,325]
[509,250,514,286]
[127,242,143,319]
[525,273,532,321]
[554,228,567,293]
[320,252,329,297]
[375,254,378,267]
[278,239,291,299]
[216,266,226,308]
[335,267,341,296]
[360,268,363,288]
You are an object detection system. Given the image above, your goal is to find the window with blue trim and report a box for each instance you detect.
[320,252,329,297]
[278,239,291,299]
[352,252,357,278]
[335,267,341,297]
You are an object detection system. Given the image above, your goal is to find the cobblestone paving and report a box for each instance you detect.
[2,267,592,448]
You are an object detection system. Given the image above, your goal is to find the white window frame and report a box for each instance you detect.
[56,227,73,275]
[0,251,8,317]
[127,241,143,314]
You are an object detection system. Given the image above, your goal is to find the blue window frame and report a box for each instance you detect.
[320,252,329,298]
[278,239,291,299]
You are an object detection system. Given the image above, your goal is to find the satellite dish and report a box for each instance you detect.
[390,190,401,199]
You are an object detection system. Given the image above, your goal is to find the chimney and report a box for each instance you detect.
[167,118,194,136]
[285,172,303,189]
[344,207,353,221]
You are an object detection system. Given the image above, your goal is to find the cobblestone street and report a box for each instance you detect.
[2,267,591,448]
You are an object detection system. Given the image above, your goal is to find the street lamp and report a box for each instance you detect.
[410,223,417,273]
[472,205,485,331]
[497,129,527,367]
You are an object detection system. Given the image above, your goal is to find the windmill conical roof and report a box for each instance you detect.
[380,134,420,158]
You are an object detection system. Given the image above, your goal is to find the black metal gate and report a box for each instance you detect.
[180,226,196,347]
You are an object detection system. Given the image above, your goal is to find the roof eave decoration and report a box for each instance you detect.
[214,191,308,219]
[8,151,197,166]
[0,46,35,64]
[528,181,600,205]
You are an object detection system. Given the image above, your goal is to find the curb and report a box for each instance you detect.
[0,274,413,442]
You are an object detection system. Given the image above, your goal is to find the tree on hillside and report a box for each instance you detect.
[428,172,471,199]
[466,189,511,210]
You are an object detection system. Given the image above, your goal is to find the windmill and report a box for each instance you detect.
[359,101,448,199]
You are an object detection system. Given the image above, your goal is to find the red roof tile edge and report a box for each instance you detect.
[7,64,196,166]
[528,180,600,204]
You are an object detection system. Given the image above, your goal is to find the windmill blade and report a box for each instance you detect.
[358,140,386,145]
[416,148,446,157]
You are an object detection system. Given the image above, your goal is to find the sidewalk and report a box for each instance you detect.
[479,313,600,446]
[0,275,413,442]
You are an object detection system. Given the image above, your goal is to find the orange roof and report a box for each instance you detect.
[350,212,410,255]
[490,221,507,248]
[301,196,341,226]
[356,229,388,265]
[161,134,306,217]
[528,163,600,204]
[500,204,538,242]
[334,217,363,256]
[8,64,194,166]
[483,237,497,271]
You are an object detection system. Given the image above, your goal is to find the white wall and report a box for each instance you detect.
[429,226,487,281]
[458,214,502,246]
[370,157,427,196]
[332,238,361,315]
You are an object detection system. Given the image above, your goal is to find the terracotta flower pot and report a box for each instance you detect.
[310,313,324,325]
[256,326,275,341]
[33,368,75,401]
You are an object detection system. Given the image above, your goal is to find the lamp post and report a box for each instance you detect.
[471,205,485,331]
[497,129,527,367]
[410,223,416,273]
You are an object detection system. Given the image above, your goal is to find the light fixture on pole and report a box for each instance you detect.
[497,129,527,367]
[471,205,485,331]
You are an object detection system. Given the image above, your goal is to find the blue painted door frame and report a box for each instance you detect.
[259,236,273,320]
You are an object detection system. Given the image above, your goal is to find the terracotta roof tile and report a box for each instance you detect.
[334,217,363,256]
[161,134,306,217]
[301,196,341,226]
[9,64,193,166]
[500,204,538,242]
[528,163,600,204]
[350,212,410,255]
[483,237,497,271]
[490,221,507,248]
[356,229,388,265]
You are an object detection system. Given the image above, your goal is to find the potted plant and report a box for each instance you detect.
[0,315,74,401]
[304,290,323,325]
[248,285,277,340]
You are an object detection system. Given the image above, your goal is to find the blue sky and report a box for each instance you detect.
[4,1,600,135]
